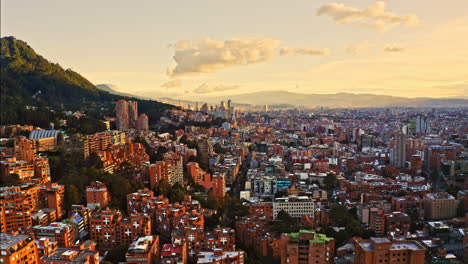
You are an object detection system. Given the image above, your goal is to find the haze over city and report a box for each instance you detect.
[2,0,467,100]
[0,1,467,264]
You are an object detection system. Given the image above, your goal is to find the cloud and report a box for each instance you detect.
[317,1,420,31]
[161,79,182,88]
[167,38,281,76]
[347,40,370,54]
[279,47,330,56]
[383,44,404,52]
[194,83,241,94]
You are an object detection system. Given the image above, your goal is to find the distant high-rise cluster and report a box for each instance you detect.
[193,100,238,120]
[115,100,149,131]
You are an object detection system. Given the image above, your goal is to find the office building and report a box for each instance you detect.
[424,193,458,220]
[272,196,314,219]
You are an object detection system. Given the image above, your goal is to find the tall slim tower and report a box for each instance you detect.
[128,100,138,129]
[394,132,406,167]
[137,114,149,130]
[415,115,427,134]
[116,100,129,131]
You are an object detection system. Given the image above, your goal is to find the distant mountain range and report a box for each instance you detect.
[156,91,468,109]
[95,84,151,99]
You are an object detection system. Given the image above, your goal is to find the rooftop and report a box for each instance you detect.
[197,250,244,263]
[0,233,32,251]
[285,229,332,243]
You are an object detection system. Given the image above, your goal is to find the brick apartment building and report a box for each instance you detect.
[160,243,187,264]
[354,237,426,264]
[126,235,160,264]
[89,209,151,249]
[86,181,110,209]
[38,182,65,219]
[249,202,273,221]
[33,222,77,248]
[0,233,39,264]
[280,230,335,264]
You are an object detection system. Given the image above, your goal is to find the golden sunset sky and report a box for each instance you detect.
[2,0,467,99]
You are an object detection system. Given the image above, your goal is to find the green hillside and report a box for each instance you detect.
[0,36,173,127]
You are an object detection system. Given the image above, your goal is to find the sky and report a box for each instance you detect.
[1,0,467,99]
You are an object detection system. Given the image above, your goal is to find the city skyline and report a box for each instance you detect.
[2,0,467,99]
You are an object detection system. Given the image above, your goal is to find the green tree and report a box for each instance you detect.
[168,183,186,203]
[323,173,337,191]
[155,179,170,196]
[2,173,20,186]
[105,243,129,263]
[213,143,227,154]
[271,210,298,233]
[330,205,349,226]
[65,184,81,209]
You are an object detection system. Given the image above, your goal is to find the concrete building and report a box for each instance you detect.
[393,132,406,167]
[415,115,428,134]
[424,193,458,220]
[272,196,314,219]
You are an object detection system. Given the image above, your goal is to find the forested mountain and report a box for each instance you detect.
[0,36,173,126]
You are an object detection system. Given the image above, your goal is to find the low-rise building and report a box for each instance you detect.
[354,237,426,264]
[0,233,39,264]
[126,235,160,264]
[197,248,245,264]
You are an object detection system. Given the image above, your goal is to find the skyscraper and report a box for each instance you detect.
[393,132,406,167]
[116,100,129,131]
[137,114,149,130]
[128,100,138,129]
[415,115,427,134]
[116,100,139,130]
